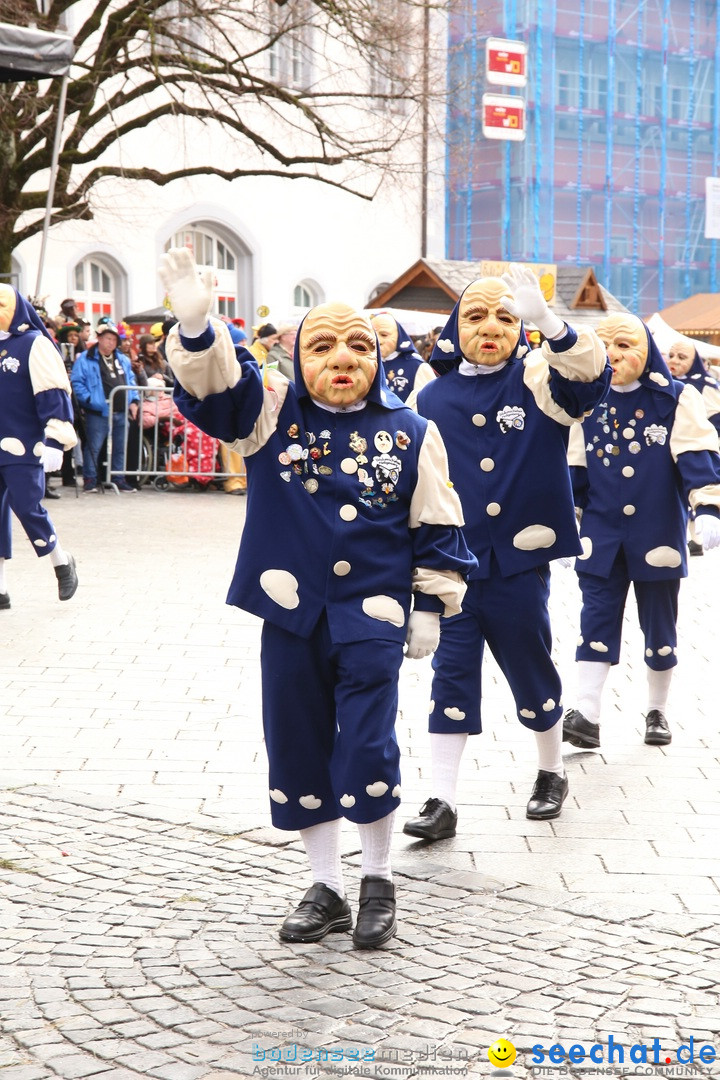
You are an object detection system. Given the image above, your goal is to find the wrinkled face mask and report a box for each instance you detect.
[596,314,648,386]
[371,313,399,360]
[666,341,695,377]
[458,278,520,366]
[0,284,17,333]
[300,303,378,407]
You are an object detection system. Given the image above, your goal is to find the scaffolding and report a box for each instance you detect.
[446,0,720,313]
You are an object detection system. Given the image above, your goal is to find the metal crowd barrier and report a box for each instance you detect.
[104,384,244,491]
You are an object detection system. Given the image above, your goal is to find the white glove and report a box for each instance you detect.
[39,445,64,473]
[695,514,720,551]
[553,556,574,570]
[500,265,565,340]
[405,610,440,660]
[158,248,214,338]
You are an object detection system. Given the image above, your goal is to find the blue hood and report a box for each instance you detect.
[8,290,62,354]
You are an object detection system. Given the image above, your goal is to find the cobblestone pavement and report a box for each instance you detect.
[1,488,720,1080]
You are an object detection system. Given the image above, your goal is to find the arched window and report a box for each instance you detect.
[294,284,312,307]
[292,279,324,313]
[167,227,238,317]
[73,257,116,323]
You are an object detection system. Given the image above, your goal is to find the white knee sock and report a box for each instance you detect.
[299,819,344,897]
[0,558,6,593]
[49,544,68,568]
[647,667,673,714]
[534,720,564,777]
[357,811,395,881]
[576,660,611,725]
[429,732,467,811]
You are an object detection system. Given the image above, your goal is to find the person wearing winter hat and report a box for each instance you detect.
[71,323,140,492]
[562,314,720,751]
[0,286,79,602]
[159,246,476,949]
[403,266,610,840]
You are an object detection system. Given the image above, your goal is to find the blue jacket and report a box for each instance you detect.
[71,346,139,417]
[168,318,477,644]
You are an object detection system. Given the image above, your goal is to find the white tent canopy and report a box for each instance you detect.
[0,23,74,82]
[646,311,720,363]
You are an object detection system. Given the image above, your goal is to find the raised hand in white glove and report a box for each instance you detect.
[695,514,720,552]
[500,264,565,340]
[39,445,64,473]
[405,610,440,660]
[553,555,574,570]
[158,247,214,338]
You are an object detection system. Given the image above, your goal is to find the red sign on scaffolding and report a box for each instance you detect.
[486,37,527,88]
[482,94,526,141]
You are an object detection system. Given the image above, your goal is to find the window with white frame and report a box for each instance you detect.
[267,0,313,89]
[73,257,116,323]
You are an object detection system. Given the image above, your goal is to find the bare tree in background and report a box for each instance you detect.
[0,0,447,275]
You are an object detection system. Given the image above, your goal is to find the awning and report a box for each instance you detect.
[0,23,74,82]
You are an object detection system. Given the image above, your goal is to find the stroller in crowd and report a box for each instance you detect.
[136,377,220,489]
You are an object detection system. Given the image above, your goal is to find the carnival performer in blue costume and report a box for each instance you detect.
[563,314,720,750]
[403,266,611,841]
[159,248,476,949]
[370,312,435,402]
[0,286,79,605]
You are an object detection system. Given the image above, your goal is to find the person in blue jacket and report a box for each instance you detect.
[71,324,139,492]
[563,313,720,751]
[402,266,611,842]
[159,247,476,950]
[0,286,79,603]
[370,312,435,402]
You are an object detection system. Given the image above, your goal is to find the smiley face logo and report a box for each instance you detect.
[488,1039,516,1068]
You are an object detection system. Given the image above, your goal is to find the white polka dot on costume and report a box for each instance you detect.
[333,561,351,576]
[341,457,358,474]
[299,794,322,809]
[269,789,288,803]
[340,794,356,808]
[33,442,44,457]
[542,699,556,712]
[339,504,357,521]
[657,646,672,656]
[429,700,434,713]
[486,502,501,516]
[0,438,25,456]
[623,505,636,516]
[590,641,609,652]
[645,546,682,568]
[49,534,56,543]
[480,458,495,472]
[443,706,465,721]
[577,636,584,646]
[646,649,653,657]
[520,708,536,719]
[366,781,388,797]
[259,569,300,609]
[362,595,404,626]
[472,414,486,427]
[33,539,47,548]
[513,524,556,550]
[391,785,401,798]
[578,537,593,560]
[622,466,635,477]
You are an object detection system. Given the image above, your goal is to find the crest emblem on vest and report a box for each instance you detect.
[496,405,525,433]
[643,424,667,446]
[1,356,20,373]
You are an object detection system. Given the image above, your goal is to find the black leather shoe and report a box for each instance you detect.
[0,592,10,610]
[279,883,352,943]
[54,555,78,602]
[44,485,61,500]
[688,540,704,557]
[644,709,672,745]
[526,770,569,820]
[562,708,600,749]
[353,876,396,949]
[403,797,457,841]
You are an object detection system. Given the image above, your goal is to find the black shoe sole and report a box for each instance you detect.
[563,730,600,749]
[644,733,672,746]
[353,919,397,949]
[402,824,456,841]
[526,803,565,821]
[279,914,352,943]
